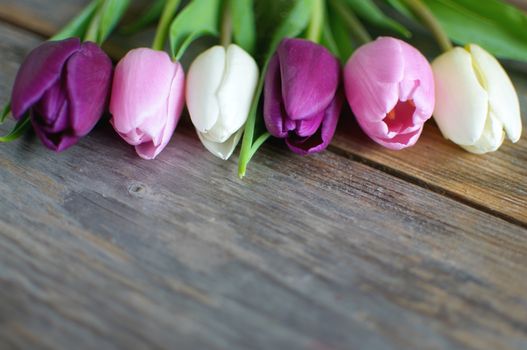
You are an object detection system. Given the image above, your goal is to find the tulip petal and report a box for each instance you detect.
[66,41,113,137]
[11,38,80,120]
[278,38,340,121]
[286,91,342,155]
[135,62,186,160]
[468,44,522,143]
[206,45,259,143]
[197,127,244,160]
[461,110,505,154]
[432,47,488,145]
[344,37,404,123]
[110,48,177,138]
[186,46,225,134]
[263,54,291,138]
[31,105,78,152]
[33,77,68,131]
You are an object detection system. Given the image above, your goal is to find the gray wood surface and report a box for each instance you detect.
[0,2,526,350]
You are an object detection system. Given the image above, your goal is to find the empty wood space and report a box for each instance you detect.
[0,1,525,350]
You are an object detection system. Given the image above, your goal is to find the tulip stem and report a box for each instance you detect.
[306,0,325,43]
[249,132,271,160]
[402,0,453,52]
[84,0,103,44]
[220,0,233,47]
[329,0,371,45]
[0,114,31,143]
[152,0,181,51]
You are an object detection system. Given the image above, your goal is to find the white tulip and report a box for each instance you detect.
[186,44,259,160]
[431,44,522,154]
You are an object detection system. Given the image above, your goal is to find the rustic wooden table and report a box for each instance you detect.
[0,1,526,350]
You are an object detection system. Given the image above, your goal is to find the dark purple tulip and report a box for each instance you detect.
[264,38,342,155]
[11,38,113,152]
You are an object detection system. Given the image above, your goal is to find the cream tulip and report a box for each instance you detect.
[186,44,259,160]
[432,44,522,154]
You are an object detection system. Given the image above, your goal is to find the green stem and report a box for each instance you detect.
[329,0,371,44]
[152,0,181,51]
[402,0,453,52]
[249,132,271,160]
[306,0,324,43]
[84,0,104,43]
[238,66,268,178]
[220,0,233,47]
[0,115,31,143]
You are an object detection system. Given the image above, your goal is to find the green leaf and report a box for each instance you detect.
[238,0,316,178]
[169,0,222,61]
[0,115,31,143]
[387,0,527,61]
[1,102,11,124]
[50,0,99,40]
[230,0,256,54]
[327,5,356,62]
[120,0,165,35]
[344,0,410,37]
[97,0,131,44]
[321,20,341,60]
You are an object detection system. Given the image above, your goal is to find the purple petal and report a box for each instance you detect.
[32,77,69,132]
[286,90,343,155]
[264,54,291,138]
[295,111,324,137]
[278,38,340,121]
[66,41,113,137]
[11,38,80,120]
[31,108,78,152]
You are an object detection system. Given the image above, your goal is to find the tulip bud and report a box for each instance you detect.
[264,38,342,155]
[11,38,112,152]
[186,44,259,160]
[110,48,185,160]
[432,44,522,154]
[344,37,435,150]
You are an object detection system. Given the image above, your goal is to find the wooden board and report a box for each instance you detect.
[0,2,526,350]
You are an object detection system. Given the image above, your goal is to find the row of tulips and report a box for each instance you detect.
[2,0,523,176]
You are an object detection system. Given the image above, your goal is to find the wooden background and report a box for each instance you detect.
[0,1,526,349]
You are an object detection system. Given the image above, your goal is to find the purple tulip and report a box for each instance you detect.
[11,38,113,152]
[264,38,342,155]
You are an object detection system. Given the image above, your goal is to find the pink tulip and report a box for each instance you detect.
[344,37,435,150]
[110,48,185,159]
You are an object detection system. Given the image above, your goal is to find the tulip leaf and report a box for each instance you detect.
[386,0,527,61]
[0,115,31,143]
[1,102,11,124]
[239,0,315,178]
[97,0,131,44]
[344,0,410,37]
[120,0,165,35]
[169,0,221,61]
[50,0,99,41]
[230,0,256,54]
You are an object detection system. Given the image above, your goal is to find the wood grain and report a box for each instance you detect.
[0,21,527,350]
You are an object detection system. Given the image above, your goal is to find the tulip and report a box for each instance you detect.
[432,44,522,154]
[344,37,435,150]
[110,48,185,160]
[264,38,342,155]
[11,37,112,152]
[186,44,259,160]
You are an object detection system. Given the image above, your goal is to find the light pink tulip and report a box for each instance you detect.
[110,48,185,159]
[344,37,435,150]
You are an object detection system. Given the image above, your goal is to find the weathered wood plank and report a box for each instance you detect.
[0,0,525,227]
[0,22,527,350]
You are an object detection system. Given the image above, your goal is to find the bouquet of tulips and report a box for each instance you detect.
[1,0,525,178]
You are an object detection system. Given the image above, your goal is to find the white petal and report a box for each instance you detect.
[461,110,505,154]
[186,46,226,133]
[468,44,522,143]
[197,127,244,160]
[206,44,259,143]
[431,47,488,145]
